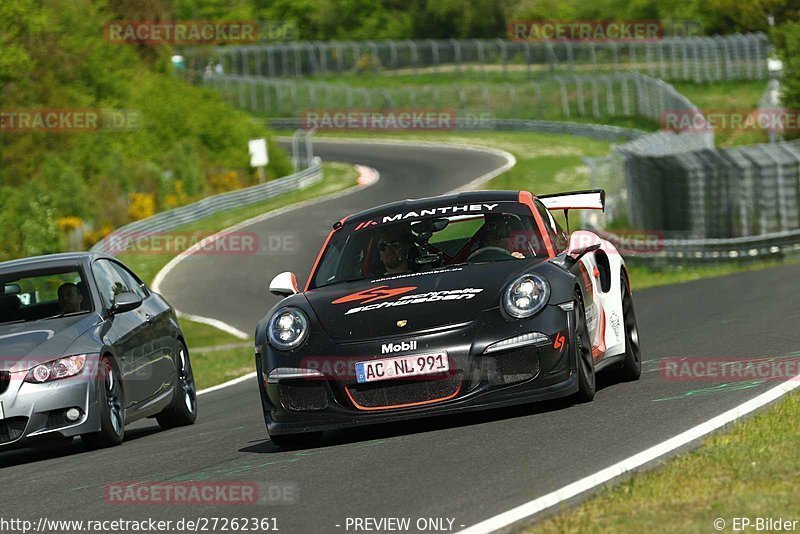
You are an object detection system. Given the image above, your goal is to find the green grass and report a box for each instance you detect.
[628,259,797,291]
[191,346,255,391]
[531,389,800,533]
[179,319,244,349]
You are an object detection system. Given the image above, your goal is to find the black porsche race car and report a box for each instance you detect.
[255,189,641,447]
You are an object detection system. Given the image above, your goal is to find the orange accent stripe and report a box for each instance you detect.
[518,191,556,257]
[305,216,349,291]
[345,382,462,412]
[592,307,607,359]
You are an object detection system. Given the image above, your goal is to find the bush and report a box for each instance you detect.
[0,0,292,261]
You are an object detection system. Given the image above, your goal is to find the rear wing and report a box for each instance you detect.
[538,189,605,211]
[536,189,605,232]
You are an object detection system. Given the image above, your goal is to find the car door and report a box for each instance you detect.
[92,259,152,407]
[109,261,176,401]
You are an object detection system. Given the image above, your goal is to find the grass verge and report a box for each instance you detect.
[191,347,256,391]
[530,389,800,533]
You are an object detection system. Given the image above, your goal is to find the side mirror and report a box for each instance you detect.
[111,292,143,314]
[567,230,602,263]
[269,272,299,297]
[567,243,601,263]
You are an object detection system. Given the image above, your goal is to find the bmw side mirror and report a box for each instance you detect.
[270,272,299,297]
[111,292,143,314]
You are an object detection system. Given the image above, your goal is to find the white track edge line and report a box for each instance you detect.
[459,376,800,533]
[197,372,259,396]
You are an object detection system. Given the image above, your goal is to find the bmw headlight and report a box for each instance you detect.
[503,274,550,318]
[267,307,309,351]
[24,354,87,383]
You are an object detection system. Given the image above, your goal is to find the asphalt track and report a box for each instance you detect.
[2,140,800,533]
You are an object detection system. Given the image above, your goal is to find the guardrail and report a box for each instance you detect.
[91,159,322,256]
[184,34,769,82]
[594,226,800,267]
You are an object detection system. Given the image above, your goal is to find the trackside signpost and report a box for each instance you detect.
[248,138,269,182]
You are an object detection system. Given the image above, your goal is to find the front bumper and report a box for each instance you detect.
[258,304,578,436]
[0,364,101,449]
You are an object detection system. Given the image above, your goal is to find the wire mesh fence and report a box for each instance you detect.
[202,71,704,125]
[589,139,800,265]
[184,33,769,82]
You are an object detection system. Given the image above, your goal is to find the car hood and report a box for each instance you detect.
[304,261,544,340]
[0,313,101,372]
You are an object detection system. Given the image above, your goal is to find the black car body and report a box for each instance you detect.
[0,253,197,450]
[255,190,641,446]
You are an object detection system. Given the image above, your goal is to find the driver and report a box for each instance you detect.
[377,225,414,275]
[471,216,525,259]
[57,282,83,314]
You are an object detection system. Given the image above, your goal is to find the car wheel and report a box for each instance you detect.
[269,431,322,449]
[615,275,642,381]
[571,291,596,403]
[156,342,198,429]
[81,356,125,449]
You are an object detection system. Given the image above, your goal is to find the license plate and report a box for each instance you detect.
[355,352,449,384]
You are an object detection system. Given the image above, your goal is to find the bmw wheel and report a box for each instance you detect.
[156,342,198,429]
[81,356,125,449]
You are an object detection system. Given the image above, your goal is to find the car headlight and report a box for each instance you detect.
[24,354,87,383]
[503,274,550,318]
[267,307,309,351]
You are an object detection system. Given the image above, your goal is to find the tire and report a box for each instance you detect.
[269,431,322,449]
[571,291,596,403]
[81,356,125,449]
[156,342,198,429]
[615,275,642,381]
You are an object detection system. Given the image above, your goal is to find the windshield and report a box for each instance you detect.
[311,205,547,289]
[0,268,93,324]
